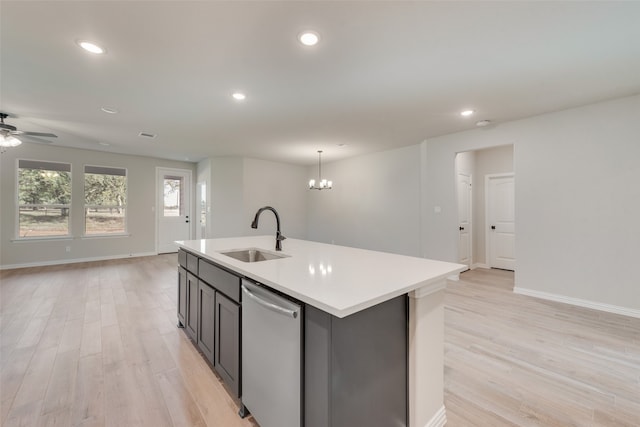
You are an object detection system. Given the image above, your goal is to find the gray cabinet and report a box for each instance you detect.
[177,249,242,398]
[305,295,408,427]
[185,272,198,342]
[177,267,187,327]
[198,280,216,364]
[215,292,241,397]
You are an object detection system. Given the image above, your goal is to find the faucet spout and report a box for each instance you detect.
[251,206,286,251]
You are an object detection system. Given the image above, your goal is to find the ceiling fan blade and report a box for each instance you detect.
[20,131,58,138]
[21,135,54,144]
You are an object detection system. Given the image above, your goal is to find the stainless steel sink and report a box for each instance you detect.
[220,248,289,263]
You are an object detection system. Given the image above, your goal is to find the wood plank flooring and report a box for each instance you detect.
[0,255,257,427]
[1,256,638,426]
[445,268,640,426]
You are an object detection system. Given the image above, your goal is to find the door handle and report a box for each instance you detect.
[491,225,496,230]
[459,227,464,231]
[242,285,299,319]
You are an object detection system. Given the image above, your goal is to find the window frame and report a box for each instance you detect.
[162,175,186,217]
[15,159,73,240]
[83,164,129,237]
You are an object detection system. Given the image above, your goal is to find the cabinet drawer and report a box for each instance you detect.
[199,259,240,303]
[178,249,187,268]
[186,252,199,275]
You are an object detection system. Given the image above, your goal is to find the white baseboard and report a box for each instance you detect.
[471,263,489,270]
[0,251,159,270]
[514,287,640,319]
[423,405,447,427]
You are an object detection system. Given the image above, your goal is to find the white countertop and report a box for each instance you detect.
[176,236,465,318]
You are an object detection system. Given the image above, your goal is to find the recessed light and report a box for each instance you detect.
[476,120,492,127]
[99,142,111,146]
[77,40,106,54]
[298,31,319,46]
[460,109,475,117]
[101,106,118,114]
[232,92,246,101]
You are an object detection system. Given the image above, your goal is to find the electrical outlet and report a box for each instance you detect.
[65,246,71,253]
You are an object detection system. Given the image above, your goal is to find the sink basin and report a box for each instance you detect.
[220,248,289,263]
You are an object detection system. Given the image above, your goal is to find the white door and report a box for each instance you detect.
[486,173,515,270]
[157,168,192,253]
[457,172,472,269]
[196,181,207,239]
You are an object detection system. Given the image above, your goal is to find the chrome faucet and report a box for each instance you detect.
[251,206,286,251]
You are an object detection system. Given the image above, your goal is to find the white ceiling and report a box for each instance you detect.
[2,1,640,165]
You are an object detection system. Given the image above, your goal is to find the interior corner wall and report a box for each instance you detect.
[306,145,422,257]
[423,94,640,313]
[208,157,308,240]
[210,157,246,238]
[242,158,308,240]
[0,143,196,268]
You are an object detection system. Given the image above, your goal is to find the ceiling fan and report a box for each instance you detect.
[0,112,58,150]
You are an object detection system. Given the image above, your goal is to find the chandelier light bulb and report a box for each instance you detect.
[309,150,332,190]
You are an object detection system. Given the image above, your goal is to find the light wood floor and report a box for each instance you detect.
[0,255,258,427]
[445,268,640,426]
[1,257,638,426]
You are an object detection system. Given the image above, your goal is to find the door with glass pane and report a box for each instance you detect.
[157,168,192,253]
[197,182,207,239]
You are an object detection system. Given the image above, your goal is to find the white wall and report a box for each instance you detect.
[243,158,308,240]
[210,157,246,238]
[0,143,196,268]
[423,94,640,313]
[473,145,513,265]
[307,145,422,256]
[206,157,308,241]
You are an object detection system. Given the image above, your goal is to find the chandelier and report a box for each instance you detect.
[308,150,332,190]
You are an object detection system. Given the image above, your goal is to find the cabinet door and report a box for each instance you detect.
[177,267,187,327]
[215,292,241,397]
[185,272,198,342]
[197,281,216,365]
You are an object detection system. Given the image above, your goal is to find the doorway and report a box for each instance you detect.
[457,172,472,269]
[157,167,192,253]
[455,145,514,270]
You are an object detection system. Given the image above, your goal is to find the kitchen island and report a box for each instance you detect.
[176,236,465,427]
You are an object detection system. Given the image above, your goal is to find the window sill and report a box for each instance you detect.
[82,233,132,239]
[12,236,73,243]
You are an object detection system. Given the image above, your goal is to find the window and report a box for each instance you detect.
[163,176,184,216]
[84,165,127,235]
[18,160,72,238]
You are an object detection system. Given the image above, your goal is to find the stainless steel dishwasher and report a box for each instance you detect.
[240,279,302,427]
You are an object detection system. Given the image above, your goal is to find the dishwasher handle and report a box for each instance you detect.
[242,284,299,319]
